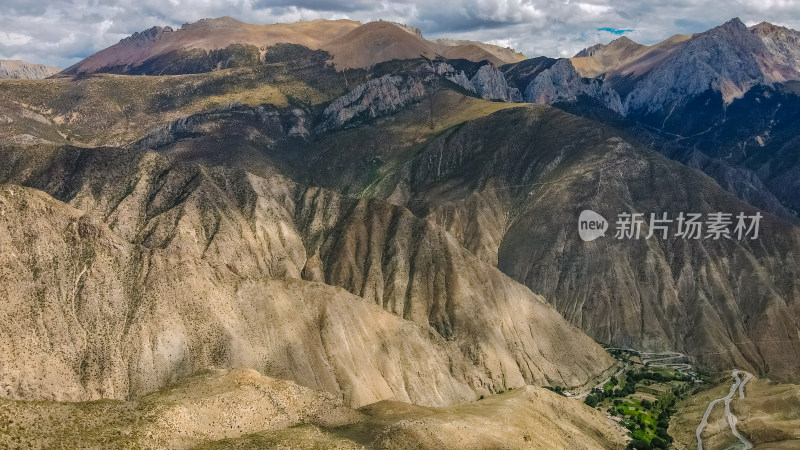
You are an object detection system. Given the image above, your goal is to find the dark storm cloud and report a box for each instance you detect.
[1,1,799,68]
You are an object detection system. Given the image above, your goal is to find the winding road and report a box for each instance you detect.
[639,351,693,373]
[566,361,628,399]
[696,369,753,450]
[566,347,691,398]
[604,348,694,374]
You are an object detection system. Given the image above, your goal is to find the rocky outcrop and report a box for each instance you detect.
[317,73,428,131]
[0,60,59,79]
[138,104,309,151]
[318,61,521,132]
[121,25,174,46]
[574,42,607,58]
[523,59,623,114]
[441,62,522,102]
[750,21,800,82]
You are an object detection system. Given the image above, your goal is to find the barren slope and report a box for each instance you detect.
[267,94,800,380]
[365,106,800,380]
[0,144,615,405]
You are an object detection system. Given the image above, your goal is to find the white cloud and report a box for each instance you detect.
[0,32,32,46]
[578,3,612,15]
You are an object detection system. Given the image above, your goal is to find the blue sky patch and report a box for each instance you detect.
[598,27,634,35]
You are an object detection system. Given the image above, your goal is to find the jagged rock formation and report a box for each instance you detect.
[441,61,522,102]
[316,60,521,132]
[752,21,800,81]
[318,73,427,131]
[525,18,800,117]
[522,59,623,114]
[570,19,800,109]
[519,18,800,116]
[0,60,59,79]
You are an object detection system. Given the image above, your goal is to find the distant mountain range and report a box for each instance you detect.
[61,17,526,76]
[0,59,59,79]
[509,18,800,220]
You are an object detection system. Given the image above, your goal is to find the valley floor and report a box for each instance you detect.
[0,368,629,450]
[671,374,800,449]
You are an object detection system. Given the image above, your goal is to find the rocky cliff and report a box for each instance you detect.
[442,61,522,102]
[522,58,623,114]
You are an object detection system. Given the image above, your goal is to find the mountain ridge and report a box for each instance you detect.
[61,17,527,76]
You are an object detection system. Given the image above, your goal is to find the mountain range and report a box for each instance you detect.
[1,15,799,448]
[62,17,526,76]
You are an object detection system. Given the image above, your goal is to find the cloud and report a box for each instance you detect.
[1,0,800,68]
[578,3,613,15]
[0,32,33,46]
[598,27,633,35]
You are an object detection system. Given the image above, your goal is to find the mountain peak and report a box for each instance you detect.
[119,25,173,45]
[385,20,424,38]
[749,20,800,37]
[573,35,641,58]
[573,43,605,58]
[610,36,636,45]
[718,17,748,32]
[181,16,246,30]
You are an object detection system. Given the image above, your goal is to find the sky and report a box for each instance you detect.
[1,0,800,68]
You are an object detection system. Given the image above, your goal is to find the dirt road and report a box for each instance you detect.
[696,369,753,450]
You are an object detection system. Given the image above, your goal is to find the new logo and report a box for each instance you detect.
[578,210,608,242]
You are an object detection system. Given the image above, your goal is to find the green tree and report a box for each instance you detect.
[627,439,652,450]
